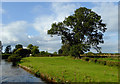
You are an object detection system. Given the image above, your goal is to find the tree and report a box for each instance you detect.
[15,44,23,50]
[13,44,23,53]
[5,45,11,54]
[27,44,33,50]
[48,7,107,58]
[53,51,57,55]
[60,44,70,56]
[31,46,39,55]
[58,49,63,55]
[14,48,31,57]
[0,41,2,53]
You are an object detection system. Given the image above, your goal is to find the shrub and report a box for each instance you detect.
[106,61,120,67]
[82,57,90,61]
[96,59,106,65]
[8,54,21,62]
[96,59,101,64]
[2,54,11,59]
[106,61,114,66]
[89,58,97,63]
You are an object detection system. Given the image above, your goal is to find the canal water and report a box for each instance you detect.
[0,59,45,83]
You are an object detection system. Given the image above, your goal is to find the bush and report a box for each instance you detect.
[8,54,21,62]
[82,57,90,61]
[2,54,11,59]
[106,61,120,67]
[96,59,106,65]
[89,58,97,63]
[106,61,114,66]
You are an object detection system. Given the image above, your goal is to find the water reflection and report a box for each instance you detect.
[0,60,45,83]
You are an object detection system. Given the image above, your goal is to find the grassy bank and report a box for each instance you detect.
[19,56,118,82]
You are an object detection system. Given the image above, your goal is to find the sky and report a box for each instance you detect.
[0,2,118,53]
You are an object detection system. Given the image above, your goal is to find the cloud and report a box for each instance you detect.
[0,5,5,14]
[92,2,118,33]
[92,2,118,53]
[1,21,30,46]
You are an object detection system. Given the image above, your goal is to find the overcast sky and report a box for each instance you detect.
[0,2,118,53]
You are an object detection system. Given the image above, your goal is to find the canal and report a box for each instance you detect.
[0,59,45,83]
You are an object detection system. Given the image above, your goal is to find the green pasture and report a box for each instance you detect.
[19,56,118,82]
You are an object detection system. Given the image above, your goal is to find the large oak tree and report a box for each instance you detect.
[48,7,107,58]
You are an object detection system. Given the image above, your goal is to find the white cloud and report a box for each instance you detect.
[0,5,5,14]
[0,7,5,14]
[51,3,80,21]
[92,2,118,53]
[1,21,30,45]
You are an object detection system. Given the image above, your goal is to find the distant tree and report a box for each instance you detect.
[0,41,2,53]
[48,7,107,58]
[53,51,57,55]
[31,46,39,55]
[58,49,63,55]
[14,48,31,57]
[40,51,46,55]
[15,44,23,50]
[5,45,11,54]
[86,52,94,56]
[27,44,33,50]
[13,44,23,53]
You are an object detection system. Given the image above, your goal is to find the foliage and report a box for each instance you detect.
[58,49,63,55]
[81,57,90,61]
[89,58,97,63]
[39,51,52,56]
[2,53,11,59]
[53,52,57,55]
[8,54,21,62]
[82,57,119,67]
[0,41,2,53]
[15,44,23,49]
[12,44,23,53]
[31,46,39,56]
[20,56,118,82]
[60,44,70,56]
[27,44,33,50]
[14,48,31,57]
[48,7,107,57]
[70,44,84,58]
[85,52,94,56]
[5,45,11,54]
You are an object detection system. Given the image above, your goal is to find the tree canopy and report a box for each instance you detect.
[13,44,23,53]
[15,44,23,49]
[31,46,39,55]
[5,45,11,54]
[27,44,33,50]
[48,7,107,57]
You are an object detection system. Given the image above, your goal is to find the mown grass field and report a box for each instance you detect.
[19,56,118,82]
